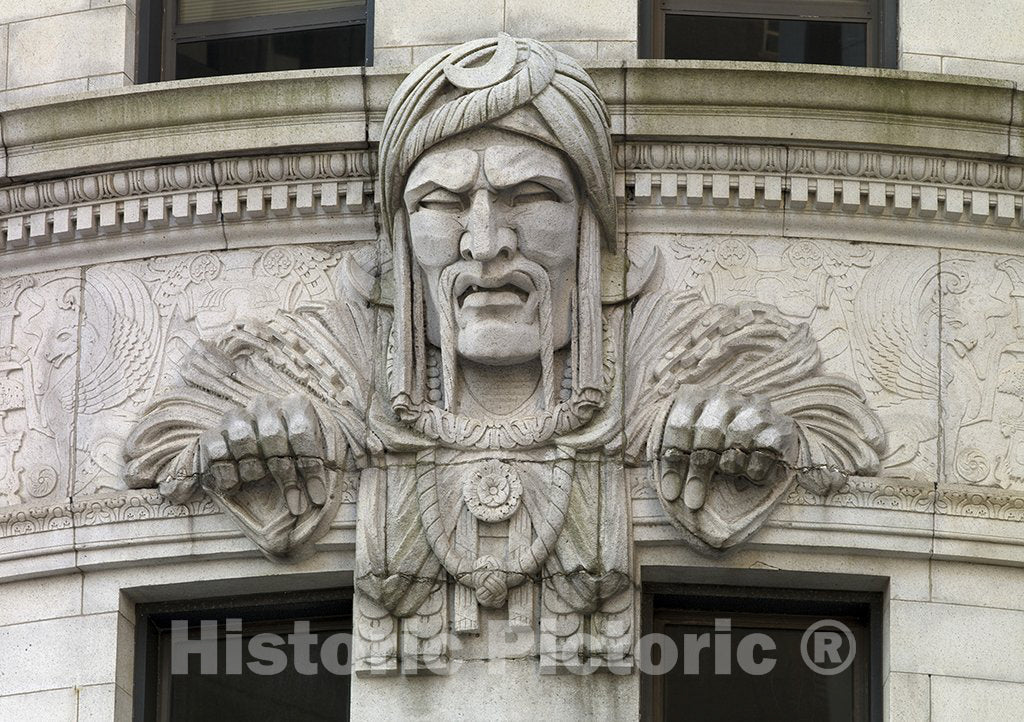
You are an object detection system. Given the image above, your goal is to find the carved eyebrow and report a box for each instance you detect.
[498,174,574,200]
[482,153,576,200]
[404,151,479,207]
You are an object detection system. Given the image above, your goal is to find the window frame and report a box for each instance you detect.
[638,0,898,68]
[133,588,353,722]
[641,578,884,722]
[137,0,373,83]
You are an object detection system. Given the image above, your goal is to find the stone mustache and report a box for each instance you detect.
[123,35,884,670]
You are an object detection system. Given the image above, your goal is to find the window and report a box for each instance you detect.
[639,0,897,68]
[138,0,371,83]
[134,590,352,722]
[642,582,882,722]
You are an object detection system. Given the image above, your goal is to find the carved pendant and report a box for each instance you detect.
[462,459,523,522]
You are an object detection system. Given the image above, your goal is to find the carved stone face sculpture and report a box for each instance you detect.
[404,128,579,367]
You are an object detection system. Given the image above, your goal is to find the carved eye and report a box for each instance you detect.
[511,182,560,206]
[418,189,464,212]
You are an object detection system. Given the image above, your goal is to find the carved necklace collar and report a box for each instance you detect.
[386,316,616,450]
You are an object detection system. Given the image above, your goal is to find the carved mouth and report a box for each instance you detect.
[454,273,534,310]
[457,282,530,308]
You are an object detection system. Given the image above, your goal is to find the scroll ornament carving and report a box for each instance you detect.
[123,35,885,672]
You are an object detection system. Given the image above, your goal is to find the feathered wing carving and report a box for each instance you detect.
[624,289,886,546]
[852,256,942,400]
[63,268,160,414]
[123,278,376,558]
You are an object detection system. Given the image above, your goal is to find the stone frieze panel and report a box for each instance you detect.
[940,251,1024,490]
[0,269,82,506]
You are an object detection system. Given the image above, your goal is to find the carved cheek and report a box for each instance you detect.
[408,211,463,269]
[513,203,579,268]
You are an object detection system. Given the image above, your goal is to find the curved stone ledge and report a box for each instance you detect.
[3,478,1024,586]
[2,62,1022,184]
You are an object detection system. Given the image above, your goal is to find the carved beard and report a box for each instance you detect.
[435,257,556,412]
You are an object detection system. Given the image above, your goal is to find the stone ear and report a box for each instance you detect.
[343,249,394,307]
[601,245,661,304]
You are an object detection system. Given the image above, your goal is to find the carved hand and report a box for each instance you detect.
[659,386,798,511]
[198,394,331,516]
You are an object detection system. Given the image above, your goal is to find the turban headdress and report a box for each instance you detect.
[378,34,616,250]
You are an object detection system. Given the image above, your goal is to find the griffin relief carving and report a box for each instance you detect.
[123,35,885,672]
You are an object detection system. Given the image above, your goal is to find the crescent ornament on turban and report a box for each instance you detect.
[442,32,519,89]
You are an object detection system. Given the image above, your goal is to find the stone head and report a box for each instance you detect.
[378,35,616,442]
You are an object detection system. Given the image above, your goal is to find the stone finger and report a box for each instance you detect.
[754,418,799,458]
[223,407,260,461]
[719,448,749,476]
[238,457,268,483]
[205,460,240,495]
[296,456,329,506]
[723,404,772,453]
[684,448,719,511]
[267,456,308,516]
[253,397,290,458]
[199,428,231,465]
[692,391,743,451]
[281,395,325,458]
[747,449,779,483]
[662,387,710,453]
[659,459,687,503]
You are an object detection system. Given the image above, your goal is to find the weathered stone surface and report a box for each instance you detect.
[504,0,636,42]
[890,599,1024,683]
[374,0,504,48]
[0,572,81,626]
[351,658,638,720]
[0,688,79,722]
[940,251,1024,489]
[5,28,1024,718]
[0,269,81,507]
[0,612,122,695]
[900,0,1024,65]
[7,6,131,89]
[4,63,1023,183]
[886,672,930,722]
[650,235,938,482]
[931,676,1024,722]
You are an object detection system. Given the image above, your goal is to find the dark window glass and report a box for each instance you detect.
[663,14,867,66]
[136,591,352,722]
[656,615,865,721]
[137,1,369,82]
[646,588,878,722]
[163,620,350,721]
[175,24,366,79]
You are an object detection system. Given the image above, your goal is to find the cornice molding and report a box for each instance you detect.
[0,150,377,274]
[0,489,219,539]
[8,140,1024,274]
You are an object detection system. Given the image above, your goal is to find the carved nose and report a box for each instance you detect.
[460,190,515,261]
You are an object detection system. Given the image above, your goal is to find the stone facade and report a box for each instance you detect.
[4,6,1024,722]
